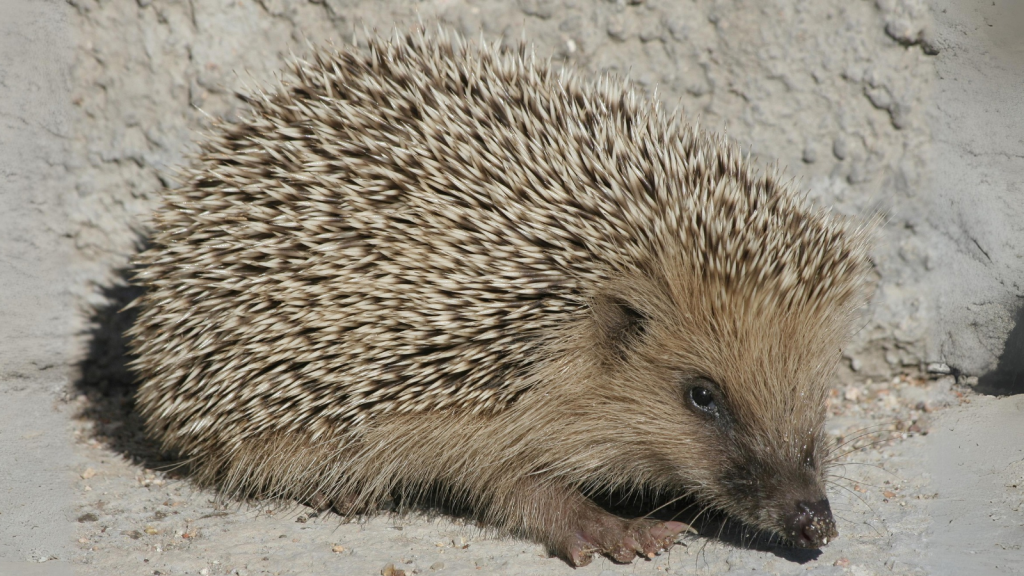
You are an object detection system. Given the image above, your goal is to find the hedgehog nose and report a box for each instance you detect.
[784,499,837,548]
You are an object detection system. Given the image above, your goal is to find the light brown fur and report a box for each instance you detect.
[129,28,873,565]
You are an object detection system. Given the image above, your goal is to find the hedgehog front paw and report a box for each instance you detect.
[563,517,690,567]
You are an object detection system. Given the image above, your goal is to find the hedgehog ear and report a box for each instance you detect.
[592,294,649,356]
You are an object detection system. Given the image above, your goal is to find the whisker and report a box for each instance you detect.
[640,492,693,520]
[827,480,873,511]
[826,473,887,489]
[825,423,894,455]
[826,436,896,463]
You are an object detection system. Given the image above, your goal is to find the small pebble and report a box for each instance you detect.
[833,136,848,160]
[802,145,817,164]
[607,22,627,41]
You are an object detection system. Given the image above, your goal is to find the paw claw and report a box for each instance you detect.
[610,545,635,563]
[568,538,595,567]
[649,525,670,540]
[663,520,692,535]
[559,516,692,566]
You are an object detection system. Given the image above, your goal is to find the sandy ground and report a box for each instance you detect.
[60,375,1024,576]
[7,372,1021,576]
[1,0,1023,575]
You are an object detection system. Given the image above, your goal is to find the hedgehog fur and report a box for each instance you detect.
[129,28,874,566]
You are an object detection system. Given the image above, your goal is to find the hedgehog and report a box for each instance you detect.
[128,28,874,566]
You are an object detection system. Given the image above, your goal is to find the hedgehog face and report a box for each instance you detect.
[681,374,837,548]
[669,356,837,549]
[590,280,841,549]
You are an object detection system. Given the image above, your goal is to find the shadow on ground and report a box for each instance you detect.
[976,301,1024,396]
[75,258,180,472]
[590,489,821,564]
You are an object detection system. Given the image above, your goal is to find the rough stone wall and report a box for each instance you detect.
[0,0,76,376]
[64,0,952,383]
[923,0,1024,390]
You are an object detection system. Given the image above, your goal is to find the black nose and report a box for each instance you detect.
[783,499,837,548]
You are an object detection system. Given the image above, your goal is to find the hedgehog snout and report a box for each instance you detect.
[782,498,837,548]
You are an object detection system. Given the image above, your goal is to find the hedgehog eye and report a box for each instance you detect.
[689,386,718,415]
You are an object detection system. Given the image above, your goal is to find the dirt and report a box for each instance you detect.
[63,374,1013,576]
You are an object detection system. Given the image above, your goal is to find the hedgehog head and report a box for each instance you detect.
[574,168,873,548]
